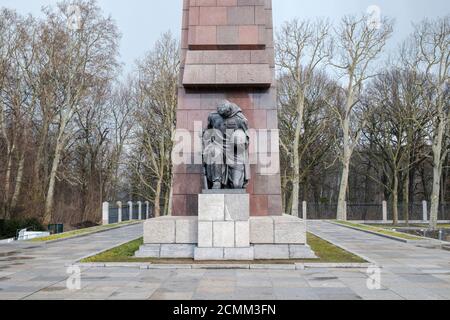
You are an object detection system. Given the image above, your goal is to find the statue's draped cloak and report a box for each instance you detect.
[203,103,251,189]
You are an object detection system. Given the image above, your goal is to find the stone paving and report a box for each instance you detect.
[0,221,449,300]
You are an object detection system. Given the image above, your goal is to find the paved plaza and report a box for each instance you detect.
[0,221,449,300]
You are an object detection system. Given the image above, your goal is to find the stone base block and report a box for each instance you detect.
[250,215,306,245]
[136,244,316,260]
[161,244,195,259]
[254,244,317,260]
[274,216,306,244]
[135,244,161,258]
[194,247,255,261]
[254,245,290,260]
[224,247,254,261]
[176,218,198,243]
[194,247,224,260]
[144,216,197,244]
[289,245,318,259]
[198,193,250,222]
[250,217,274,244]
[135,244,195,259]
[213,221,235,247]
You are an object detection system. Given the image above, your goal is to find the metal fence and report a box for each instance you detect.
[102,201,153,225]
[305,202,450,221]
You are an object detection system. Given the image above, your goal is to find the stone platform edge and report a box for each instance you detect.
[33,221,143,245]
[138,214,315,260]
[328,221,442,245]
[68,262,375,270]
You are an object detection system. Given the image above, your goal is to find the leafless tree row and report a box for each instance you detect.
[1,0,448,230]
[277,14,449,229]
[0,0,179,227]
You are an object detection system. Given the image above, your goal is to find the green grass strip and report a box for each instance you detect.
[335,221,423,241]
[80,233,366,264]
[30,221,140,242]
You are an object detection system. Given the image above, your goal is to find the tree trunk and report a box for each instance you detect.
[3,146,14,219]
[167,186,173,216]
[430,162,442,231]
[291,147,301,217]
[163,187,170,216]
[43,140,64,225]
[291,94,305,217]
[281,173,289,213]
[337,119,351,221]
[403,171,410,226]
[392,173,399,225]
[430,117,445,230]
[10,152,25,211]
[154,177,162,218]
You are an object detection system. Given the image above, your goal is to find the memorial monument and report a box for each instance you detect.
[136,0,316,261]
[203,100,250,190]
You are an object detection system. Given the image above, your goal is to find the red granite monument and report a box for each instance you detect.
[136,0,315,261]
[173,0,282,217]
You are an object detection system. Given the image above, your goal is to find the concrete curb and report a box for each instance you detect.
[0,238,15,244]
[328,221,431,244]
[36,222,143,245]
[69,262,375,270]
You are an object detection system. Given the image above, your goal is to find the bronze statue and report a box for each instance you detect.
[203,100,250,190]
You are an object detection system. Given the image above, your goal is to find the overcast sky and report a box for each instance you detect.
[1,0,449,73]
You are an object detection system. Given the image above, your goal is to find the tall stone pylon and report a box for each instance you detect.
[172,0,282,217]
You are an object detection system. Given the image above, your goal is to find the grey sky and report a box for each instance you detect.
[1,0,449,74]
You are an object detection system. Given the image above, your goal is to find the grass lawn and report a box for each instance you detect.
[30,221,140,242]
[335,221,424,241]
[369,224,450,229]
[80,233,366,264]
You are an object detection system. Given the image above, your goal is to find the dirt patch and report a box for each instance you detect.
[0,251,19,257]
[41,287,67,292]
[0,256,35,262]
[313,277,339,281]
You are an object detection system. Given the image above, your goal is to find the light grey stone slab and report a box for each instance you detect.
[224,194,249,221]
[250,217,274,244]
[5,219,450,301]
[192,264,250,269]
[160,244,195,259]
[176,217,198,244]
[249,264,296,270]
[143,218,176,244]
[289,245,318,259]
[235,221,250,247]
[254,245,290,260]
[103,263,151,268]
[224,247,255,261]
[135,245,161,258]
[213,222,235,248]
[198,221,213,248]
[194,247,225,261]
[273,217,306,244]
[198,194,225,221]
[147,264,193,270]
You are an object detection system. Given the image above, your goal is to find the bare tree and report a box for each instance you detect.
[363,69,429,224]
[276,18,332,217]
[407,16,450,230]
[0,9,36,218]
[278,70,339,213]
[36,0,120,224]
[330,14,393,220]
[128,32,179,217]
[104,83,135,202]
